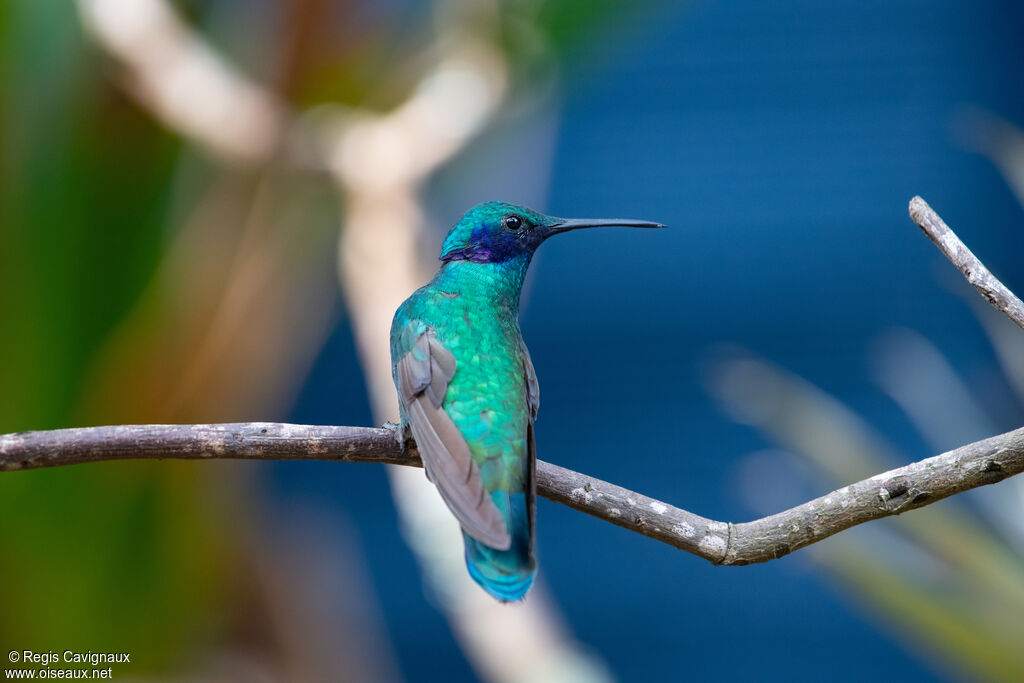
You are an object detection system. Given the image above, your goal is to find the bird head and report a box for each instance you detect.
[440,201,664,264]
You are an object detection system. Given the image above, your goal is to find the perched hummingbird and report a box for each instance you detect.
[390,201,664,601]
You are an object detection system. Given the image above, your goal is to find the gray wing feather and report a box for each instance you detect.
[398,326,511,550]
[424,336,456,408]
[521,344,538,549]
[400,333,432,400]
[521,343,540,421]
[526,421,536,549]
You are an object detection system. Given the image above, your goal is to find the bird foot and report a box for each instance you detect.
[383,420,411,448]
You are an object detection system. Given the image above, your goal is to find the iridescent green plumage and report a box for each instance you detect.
[390,201,663,601]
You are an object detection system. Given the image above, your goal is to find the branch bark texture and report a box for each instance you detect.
[3,422,1023,566]
[909,196,1024,331]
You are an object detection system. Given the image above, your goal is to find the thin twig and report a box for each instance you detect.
[3,422,1023,565]
[909,196,1024,331]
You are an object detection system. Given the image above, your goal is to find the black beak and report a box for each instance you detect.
[547,217,667,235]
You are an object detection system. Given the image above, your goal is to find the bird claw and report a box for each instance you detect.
[383,420,411,448]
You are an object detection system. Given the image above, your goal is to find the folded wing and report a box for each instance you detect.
[397,325,512,550]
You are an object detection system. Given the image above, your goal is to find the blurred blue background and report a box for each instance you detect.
[3,0,1024,680]
[284,1,1024,680]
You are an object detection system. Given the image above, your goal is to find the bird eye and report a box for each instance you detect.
[503,214,523,231]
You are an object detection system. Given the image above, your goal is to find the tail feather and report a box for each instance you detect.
[463,492,535,601]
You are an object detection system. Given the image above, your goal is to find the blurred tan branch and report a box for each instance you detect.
[77,0,287,163]
[74,1,603,679]
[2,421,1022,566]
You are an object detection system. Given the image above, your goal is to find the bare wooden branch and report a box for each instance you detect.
[909,196,1024,331]
[3,197,1023,566]
[3,422,1023,565]
[0,423,412,470]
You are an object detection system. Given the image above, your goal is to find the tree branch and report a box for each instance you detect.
[3,199,1023,565]
[909,196,1024,331]
[3,422,1023,565]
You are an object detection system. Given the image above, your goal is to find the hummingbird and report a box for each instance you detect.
[390,201,664,601]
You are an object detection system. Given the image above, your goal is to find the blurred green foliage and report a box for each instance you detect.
[1,2,177,430]
[0,1,226,671]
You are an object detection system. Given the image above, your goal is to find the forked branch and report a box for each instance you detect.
[2,198,1022,565]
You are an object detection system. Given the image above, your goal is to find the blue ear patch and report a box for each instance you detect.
[442,223,521,263]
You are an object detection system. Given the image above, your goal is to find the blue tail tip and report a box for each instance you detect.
[465,554,536,602]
